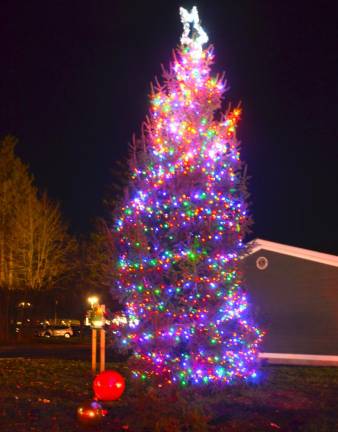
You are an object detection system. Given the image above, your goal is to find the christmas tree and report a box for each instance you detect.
[113,6,263,386]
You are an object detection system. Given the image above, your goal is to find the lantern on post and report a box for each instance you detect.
[87,296,106,375]
[90,303,106,329]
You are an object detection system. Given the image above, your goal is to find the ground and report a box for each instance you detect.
[0,357,337,431]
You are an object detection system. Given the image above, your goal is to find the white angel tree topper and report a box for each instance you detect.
[180,6,208,51]
[113,6,263,386]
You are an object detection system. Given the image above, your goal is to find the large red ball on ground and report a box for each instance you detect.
[93,370,126,401]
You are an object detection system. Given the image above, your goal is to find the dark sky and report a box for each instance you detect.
[1,1,337,254]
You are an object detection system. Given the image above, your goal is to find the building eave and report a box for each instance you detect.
[259,352,338,366]
[248,238,338,268]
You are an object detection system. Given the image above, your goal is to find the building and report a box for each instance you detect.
[244,239,338,366]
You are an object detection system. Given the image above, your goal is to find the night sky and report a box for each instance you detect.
[1,1,337,254]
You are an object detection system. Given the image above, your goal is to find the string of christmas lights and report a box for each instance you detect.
[113,6,263,386]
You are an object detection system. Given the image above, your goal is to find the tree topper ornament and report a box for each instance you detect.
[179,6,208,52]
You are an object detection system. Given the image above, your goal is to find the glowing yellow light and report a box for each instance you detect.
[87,296,99,307]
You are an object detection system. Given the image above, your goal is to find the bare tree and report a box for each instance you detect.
[80,218,117,293]
[12,192,77,290]
[0,136,33,290]
[0,135,77,340]
[0,136,34,339]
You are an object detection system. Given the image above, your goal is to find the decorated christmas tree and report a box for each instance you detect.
[113,6,263,386]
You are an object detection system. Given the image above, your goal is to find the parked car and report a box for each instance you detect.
[37,325,73,339]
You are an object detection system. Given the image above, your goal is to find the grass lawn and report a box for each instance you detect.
[13,335,91,345]
[0,358,337,431]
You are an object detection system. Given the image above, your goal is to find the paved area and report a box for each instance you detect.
[0,341,125,361]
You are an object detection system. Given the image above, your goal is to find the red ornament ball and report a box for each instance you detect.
[93,370,126,401]
[77,400,107,426]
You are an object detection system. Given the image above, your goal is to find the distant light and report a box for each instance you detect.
[18,301,32,308]
[112,314,128,326]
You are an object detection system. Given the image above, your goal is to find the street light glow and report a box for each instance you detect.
[88,296,99,308]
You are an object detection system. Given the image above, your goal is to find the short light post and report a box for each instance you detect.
[17,301,32,323]
[87,296,106,375]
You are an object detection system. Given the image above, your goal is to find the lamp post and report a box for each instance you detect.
[17,302,32,340]
[87,296,105,375]
[54,299,58,325]
[17,301,32,323]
